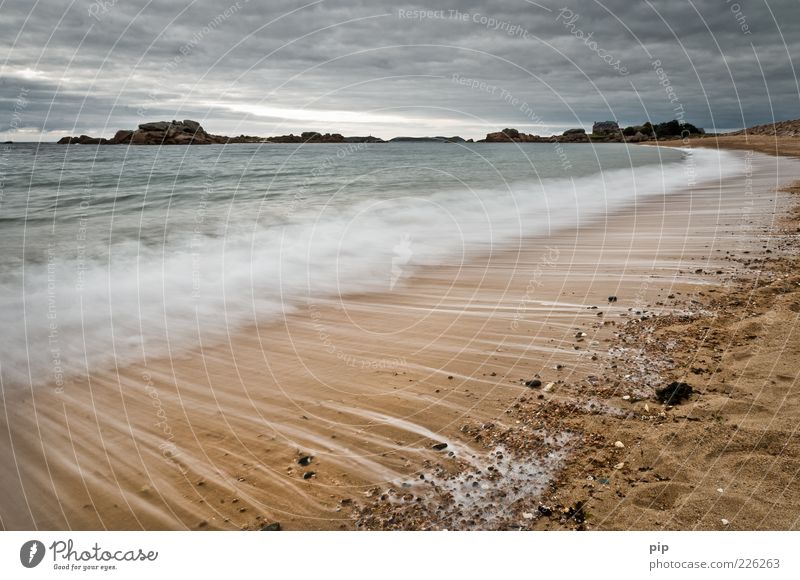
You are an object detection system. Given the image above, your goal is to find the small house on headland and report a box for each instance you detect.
[592,121,620,134]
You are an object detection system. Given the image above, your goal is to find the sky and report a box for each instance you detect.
[1,0,798,141]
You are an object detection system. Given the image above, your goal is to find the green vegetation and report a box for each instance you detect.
[622,120,703,138]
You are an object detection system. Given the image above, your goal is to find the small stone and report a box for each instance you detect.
[543,382,554,392]
[525,379,542,388]
[298,455,313,466]
[431,442,448,451]
[614,462,625,470]
[260,522,282,531]
[537,505,553,516]
[717,488,724,493]
[608,296,618,302]
[614,441,625,448]
[656,381,693,405]
[522,512,534,520]
[302,471,316,479]
[721,518,729,526]
[622,395,631,401]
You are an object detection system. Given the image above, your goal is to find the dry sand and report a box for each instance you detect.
[2,140,800,531]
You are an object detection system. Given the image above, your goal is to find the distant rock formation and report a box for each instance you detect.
[265,132,385,143]
[478,123,672,143]
[592,121,620,134]
[54,118,718,146]
[480,127,591,143]
[559,128,590,142]
[482,128,547,142]
[389,136,466,143]
[58,120,230,145]
[57,122,388,145]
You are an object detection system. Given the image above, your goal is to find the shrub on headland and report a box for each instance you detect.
[622,120,703,139]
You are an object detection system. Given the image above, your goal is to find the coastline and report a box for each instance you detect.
[2,143,800,531]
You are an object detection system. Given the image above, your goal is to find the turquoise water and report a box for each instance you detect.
[0,142,731,385]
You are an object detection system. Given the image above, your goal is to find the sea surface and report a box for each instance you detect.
[0,141,738,385]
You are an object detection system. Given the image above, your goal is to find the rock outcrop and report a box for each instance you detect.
[265,132,385,143]
[389,136,466,143]
[57,121,391,145]
[480,127,592,143]
[56,135,110,145]
[482,128,550,142]
[127,120,227,144]
[558,129,590,143]
[58,120,229,145]
[55,117,719,146]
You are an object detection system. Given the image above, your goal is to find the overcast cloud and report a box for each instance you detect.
[1,0,798,140]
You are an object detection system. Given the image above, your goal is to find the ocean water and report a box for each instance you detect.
[0,142,738,386]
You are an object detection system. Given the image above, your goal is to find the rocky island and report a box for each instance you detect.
[57,120,385,145]
[56,118,707,146]
[478,120,705,144]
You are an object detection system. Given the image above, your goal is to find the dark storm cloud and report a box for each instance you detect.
[1,0,798,140]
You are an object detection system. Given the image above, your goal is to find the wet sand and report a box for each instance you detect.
[2,145,799,530]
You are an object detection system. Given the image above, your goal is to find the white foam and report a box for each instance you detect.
[0,147,743,386]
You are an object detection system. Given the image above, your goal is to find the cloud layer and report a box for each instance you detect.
[1,0,798,140]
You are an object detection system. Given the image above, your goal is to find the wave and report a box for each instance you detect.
[0,147,742,386]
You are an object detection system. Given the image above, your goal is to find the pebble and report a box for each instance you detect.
[260,522,282,531]
[303,471,316,479]
[614,462,625,470]
[721,519,729,526]
[655,381,694,405]
[522,512,534,520]
[717,488,724,493]
[431,442,448,451]
[622,395,631,401]
[608,296,618,302]
[525,379,542,388]
[614,441,625,448]
[298,455,313,466]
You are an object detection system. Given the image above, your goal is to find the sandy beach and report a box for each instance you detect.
[2,142,800,531]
